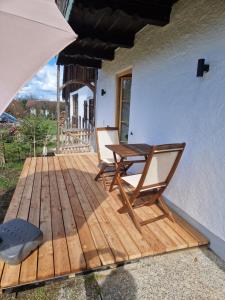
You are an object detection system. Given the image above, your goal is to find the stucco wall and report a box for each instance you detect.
[70,86,93,122]
[96,0,225,243]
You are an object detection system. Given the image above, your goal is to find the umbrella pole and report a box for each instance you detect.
[56,65,60,154]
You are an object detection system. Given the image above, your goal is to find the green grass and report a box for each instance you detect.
[43,119,57,136]
[0,161,23,191]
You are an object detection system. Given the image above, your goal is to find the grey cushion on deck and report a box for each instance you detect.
[0,218,43,265]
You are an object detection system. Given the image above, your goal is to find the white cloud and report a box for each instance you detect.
[16,62,63,100]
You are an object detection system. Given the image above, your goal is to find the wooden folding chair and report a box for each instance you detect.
[95,127,120,188]
[117,143,186,232]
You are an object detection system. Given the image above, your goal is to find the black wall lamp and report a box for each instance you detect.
[101,89,106,96]
[197,58,209,77]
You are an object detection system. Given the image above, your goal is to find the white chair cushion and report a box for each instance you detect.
[102,158,115,164]
[143,151,178,186]
[122,173,166,191]
[121,174,142,188]
[97,130,119,161]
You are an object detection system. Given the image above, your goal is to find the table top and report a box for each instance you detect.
[106,143,152,158]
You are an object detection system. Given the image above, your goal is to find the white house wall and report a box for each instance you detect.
[70,85,93,122]
[96,0,225,252]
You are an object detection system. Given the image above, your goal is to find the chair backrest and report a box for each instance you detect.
[96,127,119,162]
[138,143,186,191]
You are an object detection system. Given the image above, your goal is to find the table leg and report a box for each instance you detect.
[109,154,123,192]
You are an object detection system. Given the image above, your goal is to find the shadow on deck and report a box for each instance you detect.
[0,153,208,292]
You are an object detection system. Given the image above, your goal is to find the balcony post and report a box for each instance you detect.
[56,64,60,154]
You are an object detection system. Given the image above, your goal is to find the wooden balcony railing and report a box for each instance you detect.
[60,128,94,153]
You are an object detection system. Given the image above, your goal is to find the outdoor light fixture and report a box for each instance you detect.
[197,59,209,77]
[101,89,106,96]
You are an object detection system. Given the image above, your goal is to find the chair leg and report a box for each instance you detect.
[94,171,101,181]
[117,176,142,233]
[102,174,107,190]
[158,196,175,223]
[95,165,106,181]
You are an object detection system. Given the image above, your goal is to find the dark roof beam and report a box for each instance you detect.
[73,32,134,48]
[62,45,115,60]
[73,1,172,26]
[57,56,102,69]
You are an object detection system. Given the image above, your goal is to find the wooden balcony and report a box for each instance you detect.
[0,153,208,292]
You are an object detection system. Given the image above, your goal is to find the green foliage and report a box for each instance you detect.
[42,119,57,135]
[20,116,50,148]
[0,127,13,143]
[0,118,57,194]
[4,142,30,162]
[0,118,57,163]
[20,98,28,109]
[0,161,23,190]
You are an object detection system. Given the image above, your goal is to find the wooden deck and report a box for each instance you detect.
[0,154,208,292]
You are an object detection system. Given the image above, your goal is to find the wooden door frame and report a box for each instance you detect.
[115,68,132,138]
[72,93,78,127]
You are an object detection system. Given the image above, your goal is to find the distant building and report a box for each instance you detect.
[5,99,66,120]
[26,100,60,118]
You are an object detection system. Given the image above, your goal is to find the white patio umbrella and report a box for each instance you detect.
[0,0,77,114]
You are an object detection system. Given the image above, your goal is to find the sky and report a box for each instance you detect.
[16,58,60,101]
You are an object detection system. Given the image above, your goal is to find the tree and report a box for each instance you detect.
[19,116,50,157]
[20,98,28,109]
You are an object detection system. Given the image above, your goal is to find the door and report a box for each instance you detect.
[118,75,132,143]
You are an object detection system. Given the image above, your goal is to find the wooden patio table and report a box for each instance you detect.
[105,143,152,192]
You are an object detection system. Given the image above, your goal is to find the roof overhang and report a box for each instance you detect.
[57,0,178,69]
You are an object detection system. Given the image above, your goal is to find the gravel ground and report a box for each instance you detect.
[1,246,225,300]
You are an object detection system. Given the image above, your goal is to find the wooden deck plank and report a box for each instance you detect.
[37,157,54,281]
[110,183,176,254]
[76,155,136,259]
[110,190,154,256]
[58,156,99,270]
[171,209,208,246]
[121,179,198,252]
[137,206,178,252]
[79,155,142,260]
[20,157,42,284]
[87,153,205,248]
[151,204,199,247]
[0,153,208,291]
[131,207,167,254]
[84,155,166,253]
[83,155,171,255]
[48,157,71,276]
[1,158,36,288]
[79,154,153,257]
[85,154,196,255]
[53,156,87,272]
[70,156,129,263]
[0,158,32,285]
[17,158,37,220]
[4,158,31,222]
[139,204,188,250]
[61,156,115,266]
